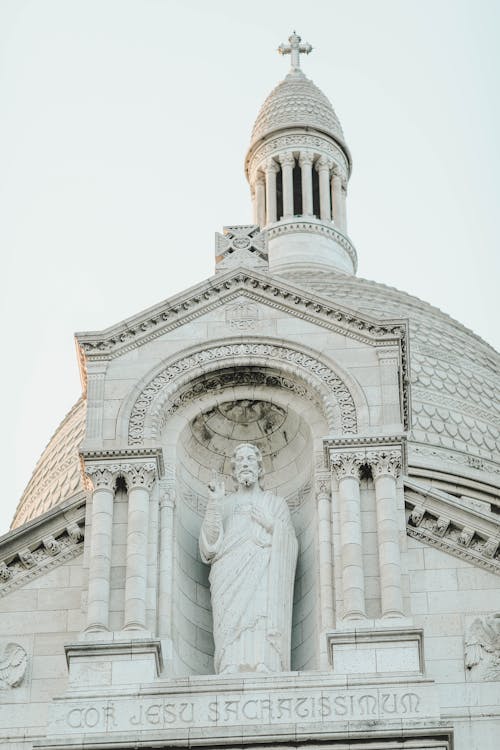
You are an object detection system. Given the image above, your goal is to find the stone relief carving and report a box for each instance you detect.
[199,443,298,674]
[225,301,260,331]
[465,614,500,680]
[0,643,28,688]
[129,343,358,444]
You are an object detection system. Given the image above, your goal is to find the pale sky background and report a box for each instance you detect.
[0,0,498,533]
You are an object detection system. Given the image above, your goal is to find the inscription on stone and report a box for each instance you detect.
[57,688,425,734]
[225,302,259,330]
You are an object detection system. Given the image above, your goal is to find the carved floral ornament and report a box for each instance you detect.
[128,343,360,445]
[85,462,157,492]
[329,449,402,481]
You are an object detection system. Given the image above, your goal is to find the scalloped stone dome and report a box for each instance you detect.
[11,398,87,529]
[250,69,345,148]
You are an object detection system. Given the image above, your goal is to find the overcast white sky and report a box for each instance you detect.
[0,0,499,533]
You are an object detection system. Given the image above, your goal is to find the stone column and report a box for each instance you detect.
[340,177,348,233]
[84,465,116,632]
[316,156,332,221]
[367,450,404,618]
[264,159,279,224]
[331,167,343,229]
[122,462,157,631]
[330,452,366,620]
[299,151,314,216]
[279,152,295,218]
[158,478,175,639]
[255,172,266,229]
[317,476,334,629]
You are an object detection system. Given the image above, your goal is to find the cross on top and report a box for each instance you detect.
[278,31,312,71]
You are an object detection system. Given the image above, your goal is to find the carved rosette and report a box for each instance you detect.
[330,451,364,481]
[366,450,402,479]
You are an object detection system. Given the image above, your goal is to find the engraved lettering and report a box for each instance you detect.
[242,699,259,720]
[145,704,161,725]
[295,697,309,718]
[130,705,143,725]
[68,708,83,729]
[208,701,219,722]
[260,698,272,719]
[276,697,292,719]
[224,700,240,721]
[401,692,420,714]
[163,704,177,724]
[334,695,347,716]
[104,704,117,729]
[359,694,377,716]
[179,702,194,723]
[319,696,331,718]
[84,708,100,728]
[381,693,398,714]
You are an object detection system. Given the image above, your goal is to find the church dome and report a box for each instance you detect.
[250,69,346,150]
[10,398,87,529]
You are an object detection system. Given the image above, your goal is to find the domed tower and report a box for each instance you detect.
[245,32,356,275]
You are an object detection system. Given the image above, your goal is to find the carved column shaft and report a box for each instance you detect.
[368,451,404,618]
[158,481,175,639]
[280,153,295,218]
[85,468,115,632]
[265,160,278,224]
[317,157,332,221]
[317,480,334,629]
[331,453,366,620]
[340,179,348,233]
[123,463,156,631]
[331,171,343,229]
[299,152,314,216]
[255,173,266,229]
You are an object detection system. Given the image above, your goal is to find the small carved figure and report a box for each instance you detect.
[0,643,28,688]
[199,443,298,674]
[465,613,500,681]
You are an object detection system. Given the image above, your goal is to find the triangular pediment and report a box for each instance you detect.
[76,266,408,360]
[404,477,500,575]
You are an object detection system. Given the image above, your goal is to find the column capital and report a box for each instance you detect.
[85,464,116,491]
[330,451,365,480]
[279,152,295,168]
[316,155,333,172]
[121,462,157,491]
[265,158,280,174]
[298,150,315,167]
[366,449,402,479]
[255,171,266,186]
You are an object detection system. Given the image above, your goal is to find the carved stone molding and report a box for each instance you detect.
[330,451,364,480]
[84,465,115,491]
[0,523,85,598]
[266,219,357,272]
[215,225,268,273]
[367,450,402,479]
[120,462,157,491]
[405,480,500,575]
[278,152,295,167]
[128,343,358,444]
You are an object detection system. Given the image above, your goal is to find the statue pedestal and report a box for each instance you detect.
[327,623,424,678]
[65,638,163,689]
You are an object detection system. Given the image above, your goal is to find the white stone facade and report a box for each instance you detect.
[1,32,499,750]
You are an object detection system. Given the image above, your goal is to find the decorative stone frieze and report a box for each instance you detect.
[42,535,62,555]
[405,478,500,574]
[129,342,360,444]
[18,549,36,568]
[215,226,268,272]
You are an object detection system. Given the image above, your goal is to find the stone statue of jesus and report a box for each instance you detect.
[199,443,298,674]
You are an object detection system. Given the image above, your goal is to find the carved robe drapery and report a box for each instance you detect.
[200,490,297,674]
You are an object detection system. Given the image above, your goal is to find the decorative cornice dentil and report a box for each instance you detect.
[404,478,500,575]
[75,268,407,361]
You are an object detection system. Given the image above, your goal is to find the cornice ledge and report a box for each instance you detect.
[0,513,85,598]
[323,435,407,472]
[80,447,164,478]
[266,219,358,272]
[75,267,409,360]
[405,478,500,575]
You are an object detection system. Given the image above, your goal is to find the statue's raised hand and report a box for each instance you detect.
[207,470,225,505]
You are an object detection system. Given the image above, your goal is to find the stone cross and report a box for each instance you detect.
[278,31,312,71]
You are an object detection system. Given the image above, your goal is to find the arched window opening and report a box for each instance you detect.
[292,158,302,216]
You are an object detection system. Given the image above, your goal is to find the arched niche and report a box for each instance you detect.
[159,367,330,676]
